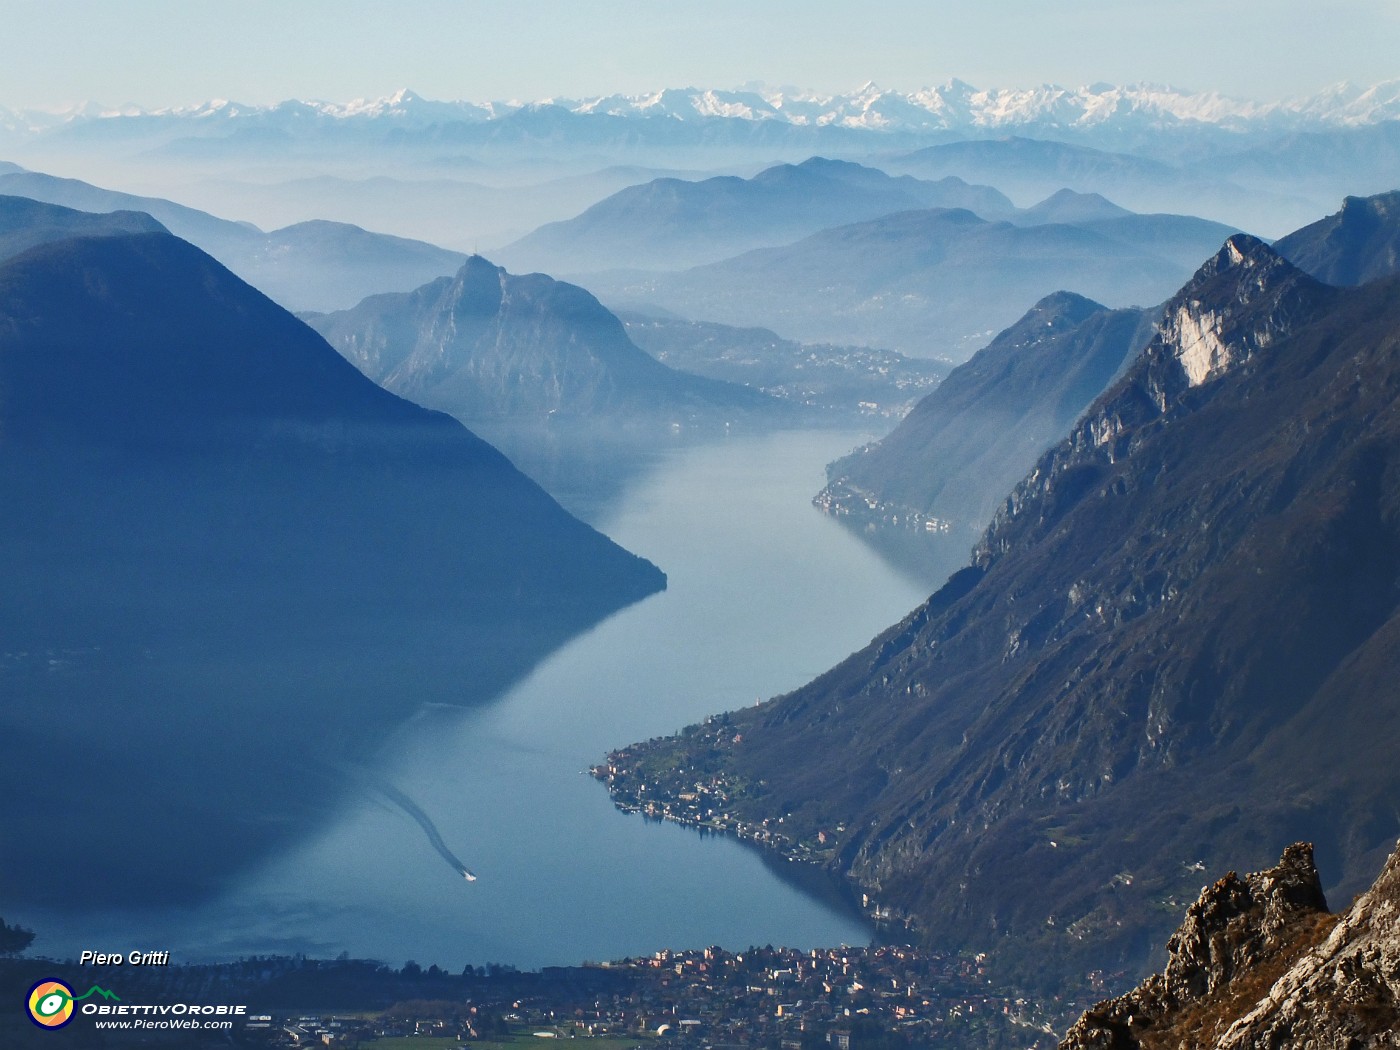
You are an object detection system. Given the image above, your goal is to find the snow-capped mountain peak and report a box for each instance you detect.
[3,80,1398,143]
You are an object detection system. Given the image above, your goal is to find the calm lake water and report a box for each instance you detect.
[25,428,967,969]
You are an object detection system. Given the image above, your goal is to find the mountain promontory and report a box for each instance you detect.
[307,254,780,429]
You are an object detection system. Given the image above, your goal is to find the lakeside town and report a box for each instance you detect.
[591,719,849,900]
[3,942,1110,1048]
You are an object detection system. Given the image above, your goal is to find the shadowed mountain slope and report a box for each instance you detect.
[600,237,1400,987]
[0,233,662,634]
[1274,189,1400,287]
[817,292,1154,535]
[0,194,167,259]
[0,231,663,910]
[0,168,466,310]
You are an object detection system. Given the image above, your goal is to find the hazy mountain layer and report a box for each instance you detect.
[497,157,1014,273]
[881,137,1310,234]
[0,168,467,310]
[621,313,944,418]
[1007,188,1133,225]
[587,207,1236,360]
[178,165,700,255]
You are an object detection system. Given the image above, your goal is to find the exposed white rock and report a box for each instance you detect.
[1172,304,1232,387]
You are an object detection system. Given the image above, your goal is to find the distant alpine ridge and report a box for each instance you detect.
[6,80,1400,137]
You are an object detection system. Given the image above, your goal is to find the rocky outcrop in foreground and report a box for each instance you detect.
[1061,841,1400,1049]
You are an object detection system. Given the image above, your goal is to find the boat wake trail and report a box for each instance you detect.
[376,778,479,882]
[338,762,477,882]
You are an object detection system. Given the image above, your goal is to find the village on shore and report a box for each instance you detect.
[3,941,1110,1048]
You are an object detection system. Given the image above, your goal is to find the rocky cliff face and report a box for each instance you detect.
[1061,841,1400,1049]
[1215,844,1400,1049]
[976,234,1335,566]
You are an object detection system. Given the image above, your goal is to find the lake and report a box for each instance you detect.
[19,427,969,969]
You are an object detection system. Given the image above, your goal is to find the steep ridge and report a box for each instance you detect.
[599,237,1400,985]
[0,168,466,310]
[1274,189,1400,286]
[497,157,1015,273]
[819,190,1397,539]
[817,292,1154,535]
[0,233,663,631]
[0,194,166,259]
[1060,841,1400,1048]
[0,231,665,908]
[308,254,779,426]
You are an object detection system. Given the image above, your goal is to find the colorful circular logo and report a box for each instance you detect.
[27,979,75,1029]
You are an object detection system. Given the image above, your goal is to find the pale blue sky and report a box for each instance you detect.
[3,0,1396,110]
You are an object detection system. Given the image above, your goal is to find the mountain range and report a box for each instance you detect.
[0,167,467,310]
[496,157,1014,273]
[8,81,1400,141]
[821,190,1400,540]
[586,204,1239,359]
[10,84,1397,246]
[597,235,1400,989]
